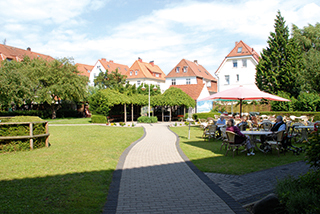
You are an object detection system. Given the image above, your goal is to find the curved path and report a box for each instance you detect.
[103,123,247,214]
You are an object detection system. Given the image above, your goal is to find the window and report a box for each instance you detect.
[236,74,239,82]
[107,65,110,68]
[137,81,141,86]
[130,71,132,76]
[125,68,127,71]
[97,65,101,69]
[233,60,237,68]
[183,66,187,73]
[207,81,211,87]
[242,59,247,67]
[176,67,180,73]
[225,75,230,85]
[156,73,159,77]
[186,78,190,85]
[237,47,242,53]
[135,70,138,75]
[171,79,176,85]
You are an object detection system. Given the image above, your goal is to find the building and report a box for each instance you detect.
[75,63,94,79]
[0,44,54,63]
[165,59,218,113]
[215,40,260,92]
[124,58,166,92]
[89,58,130,86]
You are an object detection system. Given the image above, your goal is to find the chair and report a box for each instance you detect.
[260,121,272,131]
[225,131,246,158]
[220,127,228,150]
[265,131,285,157]
[203,125,217,141]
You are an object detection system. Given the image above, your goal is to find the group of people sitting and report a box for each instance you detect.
[214,115,286,156]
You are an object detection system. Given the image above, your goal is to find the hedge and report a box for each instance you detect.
[91,114,107,124]
[137,116,158,123]
[0,109,80,119]
[259,111,320,121]
[188,112,221,120]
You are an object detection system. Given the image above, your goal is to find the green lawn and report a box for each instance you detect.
[171,126,305,175]
[0,125,144,214]
[47,117,92,124]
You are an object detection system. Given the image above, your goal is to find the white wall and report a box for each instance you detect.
[217,56,258,91]
[164,76,197,91]
[89,61,105,86]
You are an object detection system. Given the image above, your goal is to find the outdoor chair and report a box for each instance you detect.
[284,126,304,155]
[220,127,228,150]
[225,131,246,158]
[265,131,285,157]
[260,121,272,131]
[203,125,217,141]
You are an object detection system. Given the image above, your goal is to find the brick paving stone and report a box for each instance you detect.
[105,123,240,214]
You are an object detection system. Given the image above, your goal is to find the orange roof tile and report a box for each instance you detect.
[98,58,129,76]
[226,40,260,62]
[75,63,94,78]
[166,59,217,82]
[170,84,205,100]
[126,58,166,81]
[0,44,54,63]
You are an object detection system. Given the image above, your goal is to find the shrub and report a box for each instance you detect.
[137,116,157,123]
[276,170,320,214]
[119,122,126,127]
[192,112,221,120]
[91,114,107,124]
[305,129,320,169]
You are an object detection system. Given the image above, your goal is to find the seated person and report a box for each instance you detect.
[237,116,248,131]
[216,115,226,137]
[226,118,255,156]
[261,115,286,143]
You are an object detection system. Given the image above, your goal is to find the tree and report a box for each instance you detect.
[292,23,320,93]
[256,11,302,98]
[94,68,127,91]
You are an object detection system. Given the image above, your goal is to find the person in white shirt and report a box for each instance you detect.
[216,115,226,137]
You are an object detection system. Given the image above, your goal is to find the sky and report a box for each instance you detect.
[0,0,319,76]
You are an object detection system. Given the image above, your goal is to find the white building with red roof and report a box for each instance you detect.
[165,59,218,112]
[215,40,260,92]
[124,58,166,92]
[89,58,130,86]
[75,63,94,79]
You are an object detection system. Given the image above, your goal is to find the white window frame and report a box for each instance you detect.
[242,59,247,67]
[237,47,242,53]
[176,67,180,73]
[186,78,191,85]
[207,81,211,87]
[135,70,138,75]
[171,79,176,85]
[225,75,230,85]
[130,71,132,76]
[233,60,237,68]
[183,66,187,73]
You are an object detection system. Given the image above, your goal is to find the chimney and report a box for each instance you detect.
[109,60,113,63]
[27,47,31,51]
[138,57,142,62]
[235,41,238,46]
[101,58,106,61]
[194,60,198,64]
[252,48,254,52]
[149,61,154,66]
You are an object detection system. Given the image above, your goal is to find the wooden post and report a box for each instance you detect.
[29,123,33,150]
[184,106,186,118]
[131,104,134,122]
[162,107,164,122]
[124,104,127,123]
[45,122,49,147]
[169,106,172,122]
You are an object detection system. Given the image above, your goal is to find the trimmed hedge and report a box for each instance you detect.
[91,114,107,124]
[187,112,221,120]
[0,109,80,119]
[137,116,158,123]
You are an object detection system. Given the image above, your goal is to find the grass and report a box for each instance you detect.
[47,117,92,124]
[170,126,305,175]
[0,125,144,214]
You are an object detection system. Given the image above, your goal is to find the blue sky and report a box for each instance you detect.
[0,0,319,75]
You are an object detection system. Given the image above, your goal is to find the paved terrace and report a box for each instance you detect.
[103,122,310,214]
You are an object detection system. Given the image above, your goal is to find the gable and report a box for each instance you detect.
[126,59,166,81]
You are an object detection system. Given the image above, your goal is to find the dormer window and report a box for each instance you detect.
[135,70,138,75]
[130,71,132,76]
[156,73,159,77]
[183,66,187,73]
[176,67,180,73]
[237,47,242,53]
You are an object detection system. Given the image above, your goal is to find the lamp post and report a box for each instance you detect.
[141,83,157,117]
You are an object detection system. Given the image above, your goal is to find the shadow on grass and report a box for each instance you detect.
[0,170,113,214]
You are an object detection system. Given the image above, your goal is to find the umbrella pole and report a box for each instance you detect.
[240,100,242,118]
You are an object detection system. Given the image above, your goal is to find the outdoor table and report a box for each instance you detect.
[295,125,314,142]
[242,130,273,153]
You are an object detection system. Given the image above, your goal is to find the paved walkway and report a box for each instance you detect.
[103,122,310,214]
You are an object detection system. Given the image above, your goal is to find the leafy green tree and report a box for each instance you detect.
[136,84,161,96]
[293,23,320,93]
[94,68,127,91]
[256,11,302,98]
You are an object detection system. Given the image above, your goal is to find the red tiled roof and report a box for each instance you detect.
[215,40,260,74]
[0,44,54,63]
[166,59,217,81]
[170,84,205,100]
[98,58,129,76]
[75,63,94,78]
[126,59,166,81]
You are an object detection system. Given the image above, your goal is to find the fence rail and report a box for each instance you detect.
[0,121,49,150]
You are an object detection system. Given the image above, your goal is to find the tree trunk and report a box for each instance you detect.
[51,104,61,119]
[131,104,134,122]
[124,104,127,123]
[184,106,186,118]
[162,106,164,122]
[169,106,172,122]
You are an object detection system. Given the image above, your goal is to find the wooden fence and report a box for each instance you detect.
[0,121,50,150]
[213,103,271,113]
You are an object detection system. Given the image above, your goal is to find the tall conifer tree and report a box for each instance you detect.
[256,11,302,98]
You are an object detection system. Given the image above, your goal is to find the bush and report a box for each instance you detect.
[91,114,107,124]
[192,112,221,120]
[305,129,320,169]
[137,116,157,123]
[276,170,320,214]
[259,111,320,121]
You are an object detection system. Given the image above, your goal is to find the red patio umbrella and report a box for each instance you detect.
[199,85,290,116]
